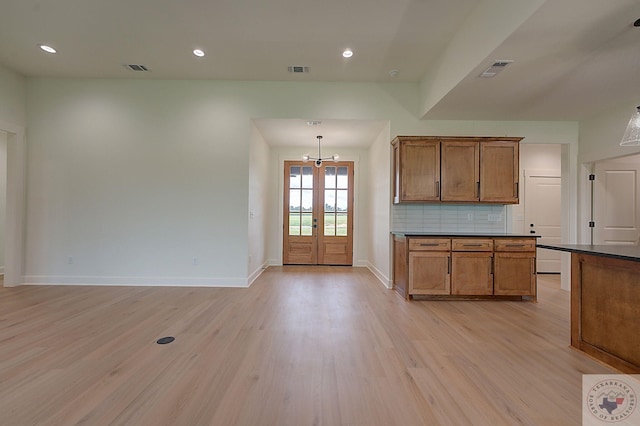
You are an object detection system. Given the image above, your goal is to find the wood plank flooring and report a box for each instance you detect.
[0,268,613,425]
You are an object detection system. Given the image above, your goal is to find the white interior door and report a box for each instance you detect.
[593,161,640,245]
[524,169,561,273]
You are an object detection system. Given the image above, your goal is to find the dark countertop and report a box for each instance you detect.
[537,243,640,262]
[392,232,540,238]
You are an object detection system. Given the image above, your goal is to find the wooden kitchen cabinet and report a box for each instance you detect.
[493,238,536,297]
[451,238,493,295]
[392,136,521,204]
[441,140,479,202]
[407,238,450,295]
[409,251,451,295]
[480,140,520,203]
[393,235,537,300]
[392,137,440,203]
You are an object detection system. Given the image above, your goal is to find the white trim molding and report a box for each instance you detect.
[1,120,26,287]
[23,275,250,288]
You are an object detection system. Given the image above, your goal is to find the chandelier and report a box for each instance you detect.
[302,135,339,167]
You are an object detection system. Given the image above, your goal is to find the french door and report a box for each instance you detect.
[283,161,354,265]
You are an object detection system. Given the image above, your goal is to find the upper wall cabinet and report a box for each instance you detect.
[391,136,522,204]
[441,139,479,202]
[392,138,440,203]
[479,140,520,203]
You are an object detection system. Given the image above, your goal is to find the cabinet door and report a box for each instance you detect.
[493,252,536,296]
[480,141,519,203]
[451,252,493,295]
[409,252,450,295]
[399,140,440,202]
[441,141,479,202]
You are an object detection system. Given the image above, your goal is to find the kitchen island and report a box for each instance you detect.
[537,243,640,373]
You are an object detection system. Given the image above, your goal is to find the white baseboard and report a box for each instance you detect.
[22,275,249,288]
[366,262,391,289]
[247,261,269,286]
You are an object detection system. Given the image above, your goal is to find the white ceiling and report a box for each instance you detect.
[1,0,639,147]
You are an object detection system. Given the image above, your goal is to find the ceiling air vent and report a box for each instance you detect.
[288,66,309,73]
[479,60,513,78]
[124,64,150,72]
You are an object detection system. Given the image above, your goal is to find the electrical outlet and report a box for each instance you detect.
[466,213,473,222]
[67,256,74,264]
[488,214,502,222]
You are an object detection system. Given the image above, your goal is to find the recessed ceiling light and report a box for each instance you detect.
[193,49,205,57]
[342,49,353,58]
[38,44,57,54]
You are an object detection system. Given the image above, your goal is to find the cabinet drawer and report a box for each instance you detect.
[451,238,493,251]
[494,238,536,252]
[409,238,450,251]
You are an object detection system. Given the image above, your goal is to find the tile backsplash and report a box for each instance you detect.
[392,204,507,233]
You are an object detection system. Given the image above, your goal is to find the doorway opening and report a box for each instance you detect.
[283,160,354,265]
[591,153,640,245]
[520,144,562,274]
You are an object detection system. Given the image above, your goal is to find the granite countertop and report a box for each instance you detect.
[537,243,640,262]
[392,232,540,238]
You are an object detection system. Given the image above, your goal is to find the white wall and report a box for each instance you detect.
[24,78,422,286]
[25,79,252,286]
[0,131,6,274]
[22,76,581,287]
[0,65,27,127]
[248,122,271,283]
[367,123,392,287]
[521,144,562,170]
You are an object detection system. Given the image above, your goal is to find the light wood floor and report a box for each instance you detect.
[0,268,613,425]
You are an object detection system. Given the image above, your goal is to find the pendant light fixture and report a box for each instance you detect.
[302,135,339,168]
[620,106,640,146]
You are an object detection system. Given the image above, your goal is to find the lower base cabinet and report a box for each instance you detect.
[409,252,450,295]
[494,252,536,296]
[451,252,493,295]
[393,235,537,301]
